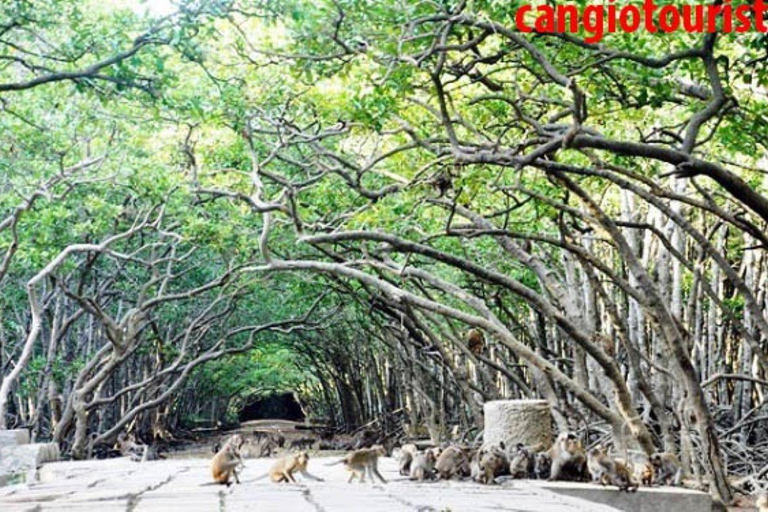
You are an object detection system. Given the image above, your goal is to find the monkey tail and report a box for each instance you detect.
[324,459,346,467]
[200,481,227,487]
[239,472,270,484]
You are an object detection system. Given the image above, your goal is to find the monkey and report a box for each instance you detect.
[272,432,286,448]
[262,451,323,483]
[633,460,654,486]
[430,170,454,197]
[547,432,587,481]
[466,328,485,356]
[650,452,682,486]
[289,436,316,451]
[238,437,260,459]
[587,446,638,492]
[409,450,437,481]
[508,443,536,478]
[116,432,141,459]
[398,444,419,476]
[211,434,245,486]
[116,432,159,462]
[472,445,508,484]
[326,445,387,483]
[609,460,638,492]
[435,445,472,480]
[756,491,768,512]
[427,446,442,460]
[534,451,552,480]
[586,445,608,484]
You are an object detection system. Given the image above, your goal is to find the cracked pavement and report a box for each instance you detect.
[0,456,620,511]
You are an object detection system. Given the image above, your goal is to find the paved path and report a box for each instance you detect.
[0,456,620,511]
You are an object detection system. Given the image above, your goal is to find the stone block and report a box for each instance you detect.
[533,480,713,512]
[484,399,553,449]
[0,430,30,449]
[1,443,60,474]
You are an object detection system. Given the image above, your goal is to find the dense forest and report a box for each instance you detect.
[1,0,767,504]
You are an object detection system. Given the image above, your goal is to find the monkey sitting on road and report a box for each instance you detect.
[587,446,638,492]
[409,450,437,481]
[327,445,388,483]
[471,444,508,484]
[211,434,246,486]
[116,432,153,462]
[289,436,316,451]
[263,451,323,483]
[435,445,472,480]
[534,451,552,479]
[508,443,536,479]
[547,432,588,481]
[650,452,683,486]
[398,444,419,476]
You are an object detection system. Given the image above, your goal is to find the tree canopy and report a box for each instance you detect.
[1,0,767,503]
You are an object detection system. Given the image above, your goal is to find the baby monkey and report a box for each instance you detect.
[211,434,245,486]
[266,451,323,483]
[328,445,388,483]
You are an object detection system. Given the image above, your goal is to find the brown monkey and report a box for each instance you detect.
[435,445,472,480]
[409,450,437,481]
[466,329,485,356]
[610,460,638,492]
[266,451,323,483]
[634,461,654,486]
[327,445,387,483]
[547,432,587,481]
[650,452,682,486]
[472,445,508,484]
[211,434,245,486]
[587,446,638,492]
[508,443,535,478]
[756,491,768,512]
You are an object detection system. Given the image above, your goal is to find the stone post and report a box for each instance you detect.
[483,399,553,449]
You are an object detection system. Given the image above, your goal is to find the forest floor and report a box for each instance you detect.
[0,455,623,511]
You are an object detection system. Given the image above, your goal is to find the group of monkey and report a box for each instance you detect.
[396,432,682,491]
[209,430,684,491]
[211,433,389,485]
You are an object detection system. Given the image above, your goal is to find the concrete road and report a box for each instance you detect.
[0,455,621,511]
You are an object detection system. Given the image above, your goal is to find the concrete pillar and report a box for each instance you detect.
[483,399,552,449]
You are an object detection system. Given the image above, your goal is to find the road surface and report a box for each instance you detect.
[0,455,620,511]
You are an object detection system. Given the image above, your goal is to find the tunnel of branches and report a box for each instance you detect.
[238,393,305,423]
[2,0,768,504]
